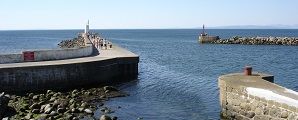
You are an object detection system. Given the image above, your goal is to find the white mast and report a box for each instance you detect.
[85,20,89,34]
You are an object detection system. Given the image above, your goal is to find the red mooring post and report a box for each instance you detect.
[244,66,252,75]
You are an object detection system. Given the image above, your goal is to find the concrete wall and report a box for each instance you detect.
[0,54,23,64]
[0,45,93,64]
[199,35,219,43]
[218,73,298,120]
[0,56,138,93]
[34,45,92,61]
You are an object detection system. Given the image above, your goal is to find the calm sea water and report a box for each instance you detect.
[1,29,298,119]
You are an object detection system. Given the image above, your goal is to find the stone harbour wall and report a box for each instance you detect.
[212,36,298,45]
[219,73,298,120]
[0,57,138,93]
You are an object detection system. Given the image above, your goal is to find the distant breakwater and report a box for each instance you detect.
[210,36,298,45]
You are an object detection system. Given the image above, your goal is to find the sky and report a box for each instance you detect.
[1,0,298,30]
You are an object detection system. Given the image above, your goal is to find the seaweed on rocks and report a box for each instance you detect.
[3,86,127,119]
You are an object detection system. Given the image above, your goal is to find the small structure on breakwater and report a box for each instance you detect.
[218,66,298,120]
[198,24,220,43]
[211,36,298,45]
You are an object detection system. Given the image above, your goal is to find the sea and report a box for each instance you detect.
[1,29,298,119]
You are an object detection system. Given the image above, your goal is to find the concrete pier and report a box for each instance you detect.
[0,41,139,93]
[218,67,298,119]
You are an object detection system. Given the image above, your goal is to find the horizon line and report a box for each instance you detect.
[1,28,298,31]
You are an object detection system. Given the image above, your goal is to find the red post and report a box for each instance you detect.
[244,66,252,75]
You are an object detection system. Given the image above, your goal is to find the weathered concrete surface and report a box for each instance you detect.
[0,44,139,93]
[0,45,93,64]
[218,72,298,120]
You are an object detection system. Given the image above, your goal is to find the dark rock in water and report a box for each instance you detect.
[104,86,119,92]
[100,115,112,120]
[112,116,118,120]
[84,108,93,114]
[72,117,79,120]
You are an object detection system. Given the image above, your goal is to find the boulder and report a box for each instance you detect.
[30,103,40,109]
[104,86,119,92]
[100,115,112,120]
[84,109,93,114]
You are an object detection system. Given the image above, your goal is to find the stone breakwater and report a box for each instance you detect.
[1,86,125,120]
[211,36,298,45]
[58,34,85,48]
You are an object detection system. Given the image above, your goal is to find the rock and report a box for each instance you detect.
[49,97,56,102]
[103,86,119,91]
[78,108,84,112]
[80,102,88,108]
[72,89,78,94]
[69,103,77,109]
[105,90,111,93]
[32,95,39,100]
[28,93,34,98]
[32,109,40,114]
[246,111,255,118]
[100,95,106,99]
[100,115,112,120]
[25,113,33,119]
[281,111,288,118]
[255,107,263,115]
[44,107,53,114]
[52,93,59,97]
[71,108,79,113]
[37,114,48,120]
[72,117,79,120]
[65,114,74,120]
[49,111,58,116]
[30,103,40,109]
[112,116,118,120]
[2,117,8,120]
[47,90,53,94]
[44,104,52,111]
[57,108,66,113]
[69,98,75,104]
[84,109,93,114]
[100,107,108,112]
[40,104,46,112]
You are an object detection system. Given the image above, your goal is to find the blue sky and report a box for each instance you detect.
[1,0,298,29]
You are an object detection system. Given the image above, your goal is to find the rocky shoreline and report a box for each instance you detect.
[210,36,298,45]
[1,86,127,120]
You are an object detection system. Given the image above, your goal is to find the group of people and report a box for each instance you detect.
[92,37,112,50]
